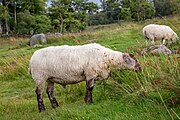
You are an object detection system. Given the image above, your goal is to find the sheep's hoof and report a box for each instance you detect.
[84,96,93,104]
[52,101,59,108]
[39,106,45,112]
[87,101,93,104]
[85,100,93,104]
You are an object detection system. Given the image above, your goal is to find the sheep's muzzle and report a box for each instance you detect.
[135,63,141,72]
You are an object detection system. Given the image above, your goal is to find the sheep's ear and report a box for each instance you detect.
[129,53,138,62]
[123,53,129,59]
[129,53,134,58]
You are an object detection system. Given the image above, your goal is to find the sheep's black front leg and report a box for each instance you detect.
[36,87,45,112]
[84,79,94,103]
[46,81,59,108]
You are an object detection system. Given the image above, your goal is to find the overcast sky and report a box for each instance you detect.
[89,0,101,5]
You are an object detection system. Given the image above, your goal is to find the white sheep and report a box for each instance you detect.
[143,24,179,46]
[29,34,46,47]
[28,43,141,112]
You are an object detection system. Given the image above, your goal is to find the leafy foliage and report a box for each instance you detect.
[48,0,90,33]
[154,0,179,16]
[121,0,155,21]
[16,10,35,34]
[119,8,131,21]
[33,15,51,34]
[0,0,179,34]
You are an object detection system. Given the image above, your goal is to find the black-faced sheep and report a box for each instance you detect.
[143,24,179,46]
[28,43,141,112]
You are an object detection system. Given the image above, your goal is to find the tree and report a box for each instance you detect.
[86,2,99,15]
[33,15,51,34]
[119,8,131,21]
[0,0,48,34]
[172,0,180,14]
[153,0,171,16]
[153,0,179,16]
[122,0,155,21]
[49,0,91,33]
[102,0,122,22]
[0,0,10,34]
[88,12,110,26]
[16,10,35,34]
[19,0,47,15]
[48,0,69,33]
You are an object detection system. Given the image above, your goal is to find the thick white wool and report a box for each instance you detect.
[29,43,126,87]
[143,24,178,45]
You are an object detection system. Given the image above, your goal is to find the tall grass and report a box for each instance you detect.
[0,15,180,120]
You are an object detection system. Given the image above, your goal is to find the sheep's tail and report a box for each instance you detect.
[143,28,147,38]
[143,30,150,41]
[28,67,31,75]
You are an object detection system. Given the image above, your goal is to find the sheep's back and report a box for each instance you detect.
[143,24,172,40]
[29,45,107,82]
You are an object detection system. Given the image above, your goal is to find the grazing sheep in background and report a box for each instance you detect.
[143,24,179,46]
[28,43,141,112]
[29,34,46,47]
[141,44,172,56]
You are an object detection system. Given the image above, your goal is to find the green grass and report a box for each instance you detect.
[0,15,180,120]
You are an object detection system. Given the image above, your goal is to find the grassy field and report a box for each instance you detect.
[0,15,180,120]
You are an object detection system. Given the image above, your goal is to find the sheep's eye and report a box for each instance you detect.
[125,58,132,65]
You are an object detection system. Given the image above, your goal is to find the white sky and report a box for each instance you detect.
[88,0,101,5]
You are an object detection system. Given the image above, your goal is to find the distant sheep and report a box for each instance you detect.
[29,34,46,47]
[141,44,172,56]
[143,24,179,46]
[28,43,141,112]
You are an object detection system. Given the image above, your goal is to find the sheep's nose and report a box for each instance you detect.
[135,67,141,72]
[135,64,142,72]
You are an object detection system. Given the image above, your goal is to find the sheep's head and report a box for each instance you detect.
[122,53,141,72]
[176,36,179,42]
[172,33,179,43]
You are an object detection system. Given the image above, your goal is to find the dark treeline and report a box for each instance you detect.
[0,0,179,35]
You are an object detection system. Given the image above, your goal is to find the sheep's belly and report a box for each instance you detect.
[50,75,86,85]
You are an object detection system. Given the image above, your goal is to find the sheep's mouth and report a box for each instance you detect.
[135,64,142,72]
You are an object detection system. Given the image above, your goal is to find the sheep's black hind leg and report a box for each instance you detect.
[46,80,59,108]
[36,87,45,112]
[84,79,94,103]
[145,37,149,46]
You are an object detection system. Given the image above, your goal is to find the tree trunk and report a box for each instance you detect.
[14,1,17,29]
[59,13,64,33]
[5,18,9,35]
[2,0,9,34]
[136,0,140,22]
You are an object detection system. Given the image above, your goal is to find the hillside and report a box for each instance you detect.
[0,15,180,120]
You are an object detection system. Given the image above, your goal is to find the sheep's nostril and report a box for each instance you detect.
[135,64,141,72]
[135,67,141,72]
